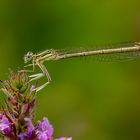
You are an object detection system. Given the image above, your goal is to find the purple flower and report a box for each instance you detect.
[0,113,12,136]
[18,118,36,140]
[36,117,53,140]
[19,117,53,140]
[1,71,72,140]
[30,85,36,92]
[18,117,72,140]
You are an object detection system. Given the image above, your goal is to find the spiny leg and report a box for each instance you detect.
[36,81,50,92]
[24,63,34,68]
[29,72,50,92]
[22,61,51,92]
[24,60,36,72]
[20,63,35,73]
[20,69,34,73]
[29,73,49,92]
[31,62,51,92]
[27,62,51,92]
[37,62,51,81]
[29,73,44,82]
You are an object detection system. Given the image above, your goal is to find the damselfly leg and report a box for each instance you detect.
[21,60,51,92]
[24,61,51,92]
[29,73,44,81]
[28,72,49,92]
[29,62,51,92]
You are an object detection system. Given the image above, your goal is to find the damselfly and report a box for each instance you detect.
[24,42,140,92]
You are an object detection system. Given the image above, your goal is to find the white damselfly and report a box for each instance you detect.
[24,42,140,92]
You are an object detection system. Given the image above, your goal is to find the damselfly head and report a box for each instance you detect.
[24,51,33,63]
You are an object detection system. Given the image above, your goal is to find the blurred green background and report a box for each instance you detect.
[1,0,140,139]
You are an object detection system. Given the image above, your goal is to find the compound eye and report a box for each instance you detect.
[27,55,31,58]
[28,51,32,55]
[27,51,33,58]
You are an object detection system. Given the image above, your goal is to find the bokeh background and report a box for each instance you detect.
[1,0,140,139]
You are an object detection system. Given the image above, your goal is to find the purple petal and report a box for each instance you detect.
[24,118,34,132]
[36,117,53,140]
[18,118,35,140]
[0,123,9,130]
[30,85,35,92]
[36,130,48,140]
[0,114,12,135]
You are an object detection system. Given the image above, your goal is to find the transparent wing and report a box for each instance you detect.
[55,42,140,62]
